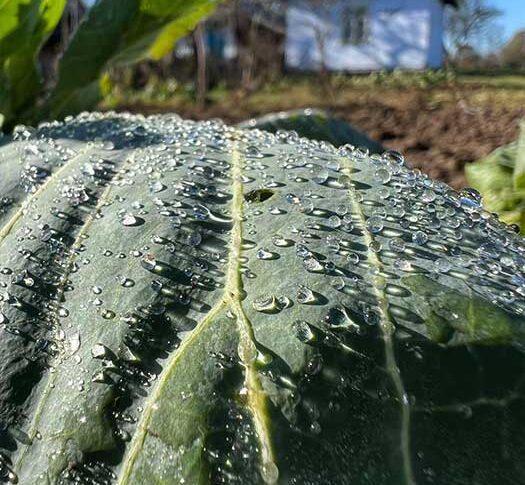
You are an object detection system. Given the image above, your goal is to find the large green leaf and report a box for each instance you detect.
[239,109,385,154]
[49,0,220,119]
[0,0,66,127]
[0,112,524,484]
[466,123,525,232]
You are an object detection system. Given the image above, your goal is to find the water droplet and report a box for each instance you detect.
[285,193,299,205]
[336,204,348,216]
[328,215,341,228]
[303,256,323,272]
[149,181,166,193]
[347,252,360,265]
[246,145,263,158]
[366,215,384,234]
[412,230,428,246]
[102,309,115,320]
[272,234,293,247]
[57,307,69,318]
[69,332,81,355]
[292,320,316,343]
[119,276,135,287]
[375,167,391,184]
[120,213,142,227]
[421,189,436,203]
[141,254,157,271]
[369,240,382,252]
[325,306,352,327]
[312,167,329,184]
[297,284,316,304]
[296,244,311,258]
[91,343,109,359]
[330,277,345,290]
[389,238,406,253]
[188,231,202,247]
[459,187,482,208]
[252,295,278,313]
[256,248,276,260]
[298,199,314,214]
[434,258,451,273]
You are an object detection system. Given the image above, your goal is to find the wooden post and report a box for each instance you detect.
[193,23,207,108]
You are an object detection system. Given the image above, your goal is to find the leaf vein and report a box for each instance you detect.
[227,139,278,484]
[341,156,415,485]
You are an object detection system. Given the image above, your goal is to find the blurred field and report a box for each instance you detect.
[101,71,525,189]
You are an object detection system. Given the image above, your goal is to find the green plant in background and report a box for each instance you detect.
[239,109,385,153]
[466,121,525,232]
[331,69,456,91]
[0,111,524,484]
[0,0,220,131]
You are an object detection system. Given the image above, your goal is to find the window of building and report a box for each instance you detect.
[342,5,369,45]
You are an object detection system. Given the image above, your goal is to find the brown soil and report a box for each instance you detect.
[334,100,524,189]
[115,90,524,190]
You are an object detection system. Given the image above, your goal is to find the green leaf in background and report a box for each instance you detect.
[513,121,525,189]
[149,2,217,60]
[0,0,66,127]
[465,122,525,232]
[49,0,221,120]
[239,108,385,154]
[1,112,525,483]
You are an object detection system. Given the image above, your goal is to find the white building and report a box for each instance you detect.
[285,0,458,71]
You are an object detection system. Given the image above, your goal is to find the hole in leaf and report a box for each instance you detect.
[243,189,275,203]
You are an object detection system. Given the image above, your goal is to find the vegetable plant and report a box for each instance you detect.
[0,0,220,131]
[466,121,525,232]
[0,111,524,484]
[239,108,384,154]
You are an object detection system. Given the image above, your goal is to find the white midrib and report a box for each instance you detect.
[117,139,277,484]
[341,157,415,485]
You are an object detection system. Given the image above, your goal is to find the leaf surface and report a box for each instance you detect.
[239,109,384,153]
[0,113,524,484]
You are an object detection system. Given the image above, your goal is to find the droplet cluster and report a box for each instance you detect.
[0,111,523,484]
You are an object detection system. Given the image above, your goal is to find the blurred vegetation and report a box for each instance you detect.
[466,122,525,232]
[0,0,220,131]
[500,31,525,70]
[101,68,525,114]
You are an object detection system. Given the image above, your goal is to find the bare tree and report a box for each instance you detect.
[446,0,502,56]
[293,0,339,100]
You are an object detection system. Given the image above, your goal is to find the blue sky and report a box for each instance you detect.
[491,0,525,42]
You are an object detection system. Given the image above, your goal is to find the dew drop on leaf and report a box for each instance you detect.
[256,248,274,260]
[297,284,316,304]
[375,167,391,184]
[303,256,323,273]
[149,181,166,193]
[366,215,384,234]
[312,167,329,184]
[120,213,141,227]
[412,230,428,246]
[292,320,316,343]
